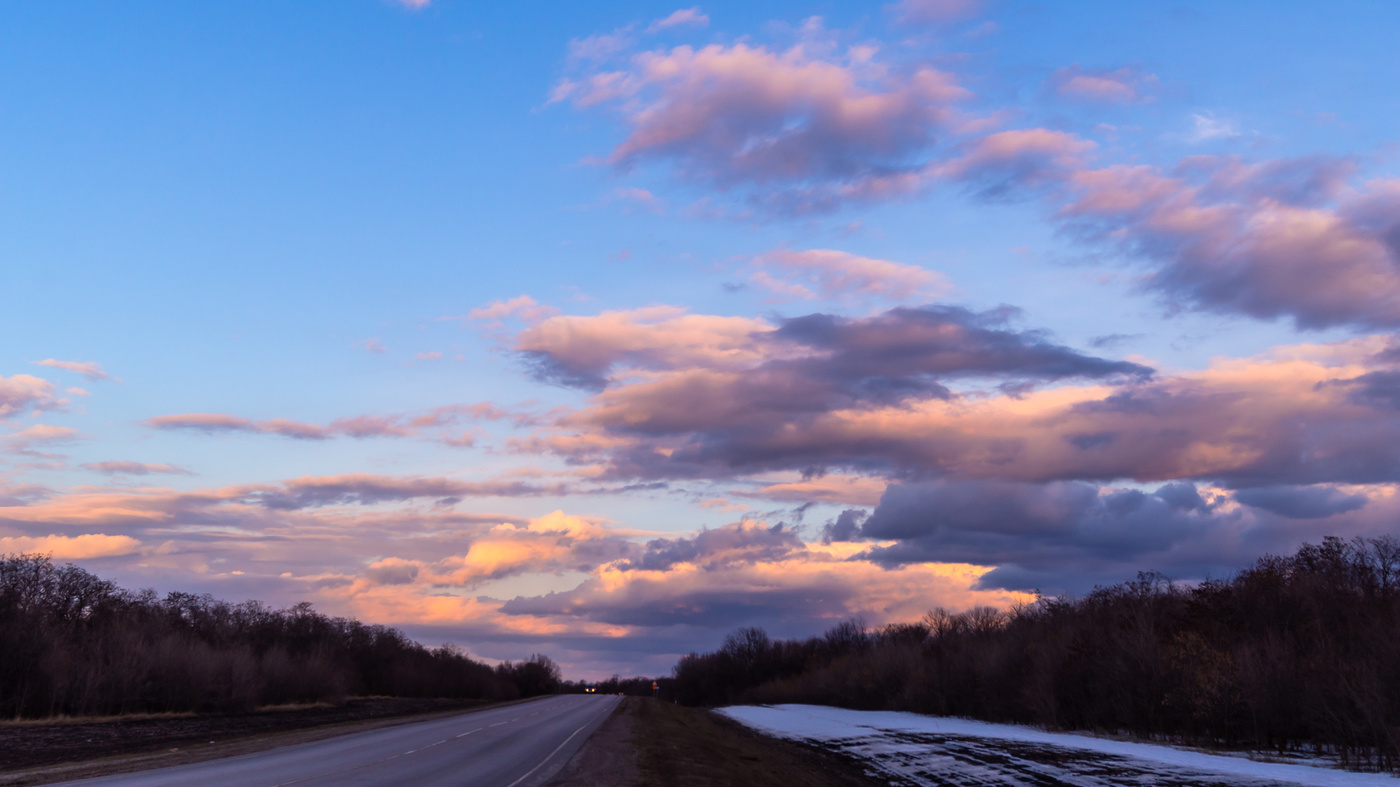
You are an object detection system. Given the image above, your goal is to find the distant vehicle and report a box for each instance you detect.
[584,685,597,693]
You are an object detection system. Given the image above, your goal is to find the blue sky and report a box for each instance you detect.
[3,0,1399,677]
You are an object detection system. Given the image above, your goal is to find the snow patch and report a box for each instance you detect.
[719,705,1400,787]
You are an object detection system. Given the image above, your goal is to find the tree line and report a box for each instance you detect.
[672,537,1400,769]
[0,554,560,718]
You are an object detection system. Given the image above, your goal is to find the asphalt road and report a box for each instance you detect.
[58,694,622,787]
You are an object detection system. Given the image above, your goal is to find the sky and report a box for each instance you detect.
[3,0,1400,678]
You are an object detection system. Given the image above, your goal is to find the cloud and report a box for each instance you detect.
[519,328,1400,489]
[0,533,142,559]
[609,187,666,214]
[82,461,194,476]
[458,295,561,329]
[498,541,1022,631]
[567,28,636,64]
[543,306,1151,477]
[242,473,563,510]
[354,511,639,591]
[0,374,65,417]
[937,128,1096,197]
[517,306,770,390]
[1060,159,1400,330]
[888,0,983,26]
[1049,66,1157,104]
[31,359,115,382]
[554,40,968,209]
[325,415,415,438]
[356,338,387,354]
[821,508,868,542]
[742,473,887,506]
[621,520,803,572]
[1189,112,1242,142]
[914,126,1400,331]
[144,409,483,441]
[750,248,950,302]
[5,424,82,455]
[1233,485,1370,520]
[647,7,709,33]
[857,478,1397,593]
[396,0,430,9]
[0,483,50,506]
[146,413,331,440]
[417,352,443,361]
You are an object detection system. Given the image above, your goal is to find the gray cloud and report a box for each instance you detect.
[623,521,804,572]
[1234,486,1369,520]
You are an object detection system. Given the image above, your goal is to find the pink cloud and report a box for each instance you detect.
[254,473,563,509]
[144,407,520,441]
[83,461,194,476]
[888,0,983,25]
[742,474,887,506]
[325,415,415,438]
[416,352,443,361]
[937,128,1097,193]
[5,424,82,455]
[518,305,1147,464]
[506,294,1400,492]
[610,186,665,214]
[458,295,561,328]
[31,359,115,381]
[356,338,387,354]
[516,306,771,389]
[1049,65,1158,104]
[752,248,950,302]
[556,41,968,200]
[146,413,330,440]
[0,374,64,417]
[647,7,709,33]
[441,432,478,448]
[1059,161,1400,329]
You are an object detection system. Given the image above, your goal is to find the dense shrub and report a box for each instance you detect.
[0,555,555,718]
[674,537,1400,768]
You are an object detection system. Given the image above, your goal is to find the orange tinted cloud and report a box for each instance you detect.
[0,533,142,559]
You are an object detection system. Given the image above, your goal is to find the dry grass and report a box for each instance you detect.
[627,698,885,787]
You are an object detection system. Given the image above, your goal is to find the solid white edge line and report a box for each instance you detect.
[504,698,618,787]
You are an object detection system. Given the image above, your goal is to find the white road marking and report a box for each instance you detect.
[504,699,617,787]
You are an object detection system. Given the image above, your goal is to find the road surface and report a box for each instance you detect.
[59,694,621,787]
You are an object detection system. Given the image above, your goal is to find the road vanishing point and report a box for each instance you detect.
[59,694,621,787]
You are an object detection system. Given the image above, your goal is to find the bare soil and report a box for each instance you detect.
[0,697,509,786]
[548,698,890,787]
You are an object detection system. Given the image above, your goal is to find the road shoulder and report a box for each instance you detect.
[546,697,887,787]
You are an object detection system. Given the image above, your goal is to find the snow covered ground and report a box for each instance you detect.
[719,705,1400,787]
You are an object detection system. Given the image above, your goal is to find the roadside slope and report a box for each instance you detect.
[548,697,886,787]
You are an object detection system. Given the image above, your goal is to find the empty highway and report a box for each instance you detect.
[59,694,621,787]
